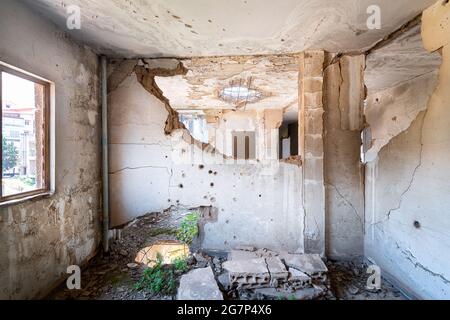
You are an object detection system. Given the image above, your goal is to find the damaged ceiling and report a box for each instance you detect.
[365,24,442,93]
[23,0,436,58]
[154,55,300,122]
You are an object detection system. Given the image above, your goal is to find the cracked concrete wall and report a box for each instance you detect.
[364,71,440,162]
[108,70,304,253]
[0,0,101,299]
[299,51,326,255]
[364,0,450,299]
[324,55,365,260]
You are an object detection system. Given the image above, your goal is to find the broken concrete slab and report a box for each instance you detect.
[286,268,312,289]
[223,258,270,289]
[223,258,268,274]
[177,267,223,300]
[266,257,289,284]
[281,253,328,281]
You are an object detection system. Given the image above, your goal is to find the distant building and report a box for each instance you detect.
[2,101,36,177]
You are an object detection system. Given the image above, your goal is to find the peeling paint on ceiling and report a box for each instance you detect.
[154,55,300,122]
[22,0,436,58]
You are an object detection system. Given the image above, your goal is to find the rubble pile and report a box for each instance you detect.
[179,246,334,300]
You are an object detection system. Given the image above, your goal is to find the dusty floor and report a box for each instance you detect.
[48,210,406,300]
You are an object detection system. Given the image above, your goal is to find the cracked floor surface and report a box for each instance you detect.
[48,210,406,300]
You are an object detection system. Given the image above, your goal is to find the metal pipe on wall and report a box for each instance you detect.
[101,56,109,252]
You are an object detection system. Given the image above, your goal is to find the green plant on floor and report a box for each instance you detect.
[176,212,199,245]
[135,254,176,295]
[172,256,189,273]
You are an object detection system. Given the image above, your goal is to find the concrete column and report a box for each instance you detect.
[299,51,325,255]
[323,54,365,260]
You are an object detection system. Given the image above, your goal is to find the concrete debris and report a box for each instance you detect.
[223,258,271,289]
[177,267,223,300]
[46,212,405,301]
[217,272,231,291]
[281,253,328,281]
[222,248,328,298]
[266,257,289,283]
[285,268,312,289]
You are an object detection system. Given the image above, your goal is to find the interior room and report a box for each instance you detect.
[0,0,449,301]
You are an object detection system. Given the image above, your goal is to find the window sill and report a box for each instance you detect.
[0,191,55,207]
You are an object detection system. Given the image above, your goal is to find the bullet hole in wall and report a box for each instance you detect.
[210,182,214,187]
[414,221,421,229]
[199,164,204,169]
[208,170,213,174]
[179,184,183,188]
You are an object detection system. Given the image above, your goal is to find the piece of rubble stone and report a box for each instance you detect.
[266,257,289,282]
[177,267,223,300]
[193,252,209,263]
[127,263,138,269]
[287,268,312,289]
[223,258,270,289]
[281,253,328,281]
[217,272,231,291]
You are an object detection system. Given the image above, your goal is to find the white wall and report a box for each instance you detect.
[0,0,101,299]
[109,73,304,253]
[364,46,450,300]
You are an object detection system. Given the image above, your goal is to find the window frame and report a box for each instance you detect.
[0,64,51,203]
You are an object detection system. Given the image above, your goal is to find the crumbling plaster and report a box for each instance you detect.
[364,71,439,162]
[23,0,436,58]
[108,70,304,253]
[0,0,101,299]
[365,24,442,93]
[155,55,300,123]
[364,0,450,299]
[363,19,442,162]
